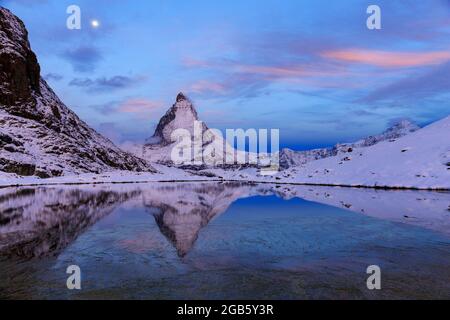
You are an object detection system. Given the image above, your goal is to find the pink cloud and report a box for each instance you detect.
[182,57,372,98]
[189,80,227,94]
[116,98,164,118]
[184,58,347,79]
[322,49,450,68]
[233,64,326,78]
[182,57,212,68]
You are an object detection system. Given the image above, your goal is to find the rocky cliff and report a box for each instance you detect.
[0,7,155,177]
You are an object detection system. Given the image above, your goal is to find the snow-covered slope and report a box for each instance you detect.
[1,115,448,189]
[0,7,155,177]
[290,116,450,189]
[140,93,251,168]
[279,147,335,170]
[280,120,420,169]
[140,93,210,164]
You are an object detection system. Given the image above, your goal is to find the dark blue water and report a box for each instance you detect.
[0,183,449,299]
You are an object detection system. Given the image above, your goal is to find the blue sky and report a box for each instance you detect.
[2,0,450,149]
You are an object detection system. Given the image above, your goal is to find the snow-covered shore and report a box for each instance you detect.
[1,116,449,190]
[1,163,448,190]
[288,115,450,190]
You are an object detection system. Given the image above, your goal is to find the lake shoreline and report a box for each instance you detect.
[1,178,449,192]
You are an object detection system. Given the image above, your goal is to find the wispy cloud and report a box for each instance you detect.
[322,49,450,68]
[91,97,164,120]
[189,80,227,94]
[184,57,345,79]
[362,62,450,102]
[117,98,163,117]
[183,56,350,99]
[43,73,63,81]
[62,46,103,72]
[69,75,146,92]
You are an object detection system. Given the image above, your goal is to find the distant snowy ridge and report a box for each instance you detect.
[289,116,450,189]
[280,120,420,169]
[0,7,156,177]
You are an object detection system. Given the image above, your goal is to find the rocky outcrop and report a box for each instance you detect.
[0,7,155,177]
[140,93,266,169]
[142,93,217,165]
[151,93,207,146]
[0,8,40,109]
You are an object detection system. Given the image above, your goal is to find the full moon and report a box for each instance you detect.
[91,20,100,28]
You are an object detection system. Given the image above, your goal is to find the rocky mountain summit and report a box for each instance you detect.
[0,7,155,177]
[149,93,208,146]
[141,93,268,169]
[142,93,221,166]
[280,119,420,169]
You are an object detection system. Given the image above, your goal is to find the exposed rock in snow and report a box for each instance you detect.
[0,7,155,178]
[141,93,211,164]
[142,182,254,257]
[280,119,420,169]
[140,93,254,168]
[346,120,420,148]
[0,112,448,190]
[279,147,335,170]
[150,93,207,147]
[0,185,140,258]
[291,116,450,189]
[0,7,447,190]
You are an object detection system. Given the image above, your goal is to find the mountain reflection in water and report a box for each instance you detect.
[0,182,449,299]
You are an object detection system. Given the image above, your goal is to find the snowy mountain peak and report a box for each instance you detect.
[383,119,420,136]
[176,92,189,102]
[350,119,420,148]
[146,93,204,147]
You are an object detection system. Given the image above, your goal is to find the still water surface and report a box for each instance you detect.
[0,182,449,299]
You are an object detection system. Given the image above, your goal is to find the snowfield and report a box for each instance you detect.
[3,111,448,190]
[289,115,450,190]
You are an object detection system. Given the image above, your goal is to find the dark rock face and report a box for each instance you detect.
[150,92,202,146]
[0,7,155,177]
[176,92,188,103]
[141,92,215,165]
[0,8,40,108]
[141,92,260,169]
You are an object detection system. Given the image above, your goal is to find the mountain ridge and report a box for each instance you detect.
[0,7,156,177]
[142,92,220,165]
[280,119,420,169]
